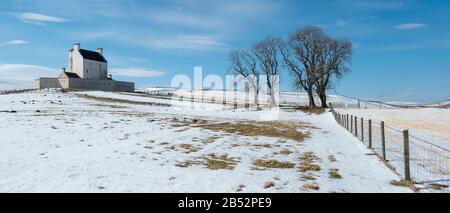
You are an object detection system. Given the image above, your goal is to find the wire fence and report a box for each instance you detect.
[330,104,450,192]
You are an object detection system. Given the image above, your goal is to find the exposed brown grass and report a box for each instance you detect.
[175,154,239,170]
[279,148,293,155]
[179,144,202,153]
[390,179,418,191]
[293,106,326,114]
[254,144,273,148]
[199,120,314,142]
[253,159,295,169]
[328,155,337,162]
[236,184,246,192]
[175,160,194,168]
[303,183,320,191]
[299,152,321,172]
[201,154,239,170]
[301,175,317,181]
[77,94,171,107]
[428,183,449,190]
[264,181,275,189]
[329,168,342,179]
[202,136,220,144]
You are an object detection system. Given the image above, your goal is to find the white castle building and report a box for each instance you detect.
[35,43,134,92]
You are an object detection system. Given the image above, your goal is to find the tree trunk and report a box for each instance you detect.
[307,90,316,107]
[252,83,259,109]
[319,91,328,108]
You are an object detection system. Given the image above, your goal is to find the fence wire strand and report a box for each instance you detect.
[330,106,450,192]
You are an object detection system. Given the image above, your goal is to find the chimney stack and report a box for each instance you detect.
[74,43,80,51]
[96,48,103,55]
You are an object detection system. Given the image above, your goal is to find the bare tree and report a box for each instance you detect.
[229,49,261,108]
[315,38,352,108]
[251,37,283,107]
[282,26,352,108]
[281,26,326,107]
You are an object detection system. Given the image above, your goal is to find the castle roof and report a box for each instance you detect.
[79,49,107,63]
[60,72,80,78]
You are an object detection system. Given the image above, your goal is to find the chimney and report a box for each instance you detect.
[74,43,80,51]
[96,48,103,55]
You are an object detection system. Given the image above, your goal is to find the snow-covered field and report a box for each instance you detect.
[336,108,450,150]
[0,90,412,192]
[139,88,391,109]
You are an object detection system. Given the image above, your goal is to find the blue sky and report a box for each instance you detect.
[0,0,449,102]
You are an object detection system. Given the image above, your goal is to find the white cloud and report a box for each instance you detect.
[16,12,66,25]
[335,19,350,27]
[114,33,228,51]
[334,16,377,27]
[0,64,59,90]
[110,68,165,77]
[152,35,226,50]
[0,40,29,46]
[394,23,428,30]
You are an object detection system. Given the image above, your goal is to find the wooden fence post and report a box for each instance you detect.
[403,130,411,181]
[368,119,372,148]
[361,117,364,141]
[350,115,353,133]
[346,114,349,130]
[355,116,358,137]
[381,121,386,161]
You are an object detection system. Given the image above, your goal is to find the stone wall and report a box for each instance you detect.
[35,78,134,92]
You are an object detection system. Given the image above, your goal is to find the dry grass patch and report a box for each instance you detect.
[174,127,190,132]
[264,181,275,189]
[293,106,326,114]
[299,152,321,172]
[200,154,239,170]
[279,148,293,155]
[303,183,320,191]
[199,120,314,142]
[77,94,171,107]
[254,144,273,148]
[390,180,418,191]
[202,136,220,144]
[253,159,295,169]
[427,183,449,190]
[175,160,195,168]
[329,168,342,179]
[328,155,337,162]
[236,184,246,192]
[301,175,316,181]
[179,144,202,153]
